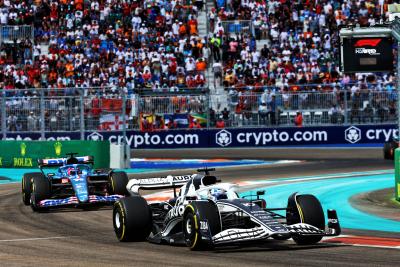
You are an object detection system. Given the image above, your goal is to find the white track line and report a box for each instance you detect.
[0,236,74,242]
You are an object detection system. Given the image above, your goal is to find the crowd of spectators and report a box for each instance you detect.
[209,0,396,93]
[1,0,210,96]
[205,0,398,126]
[1,0,399,131]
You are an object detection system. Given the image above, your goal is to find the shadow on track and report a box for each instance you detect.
[213,241,346,253]
[26,204,113,213]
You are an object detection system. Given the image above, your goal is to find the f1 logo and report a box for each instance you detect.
[354,39,381,47]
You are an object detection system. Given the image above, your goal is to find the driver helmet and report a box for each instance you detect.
[67,167,76,176]
[208,188,228,201]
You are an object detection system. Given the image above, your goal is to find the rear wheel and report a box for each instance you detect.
[113,196,152,242]
[287,194,325,245]
[30,176,51,212]
[383,142,396,160]
[22,172,44,205]
[183,201,221,250]
[109,171,129,196]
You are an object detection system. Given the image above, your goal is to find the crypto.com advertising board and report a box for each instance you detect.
[3,125,398,149]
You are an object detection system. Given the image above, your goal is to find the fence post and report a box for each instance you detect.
[40,89,45,140]
[69,96,73,131]
[122,89,127,145]
[207,92,210,129]
[1,89,6,139]
[132,93,139,130]
[344,89,348,124]
[80,90,84,140]
[31,25,34,61]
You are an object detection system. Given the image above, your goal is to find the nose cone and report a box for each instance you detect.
[77,192,89,203]
[71,176,89,203]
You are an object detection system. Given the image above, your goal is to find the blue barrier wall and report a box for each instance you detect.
[4,124,398,149]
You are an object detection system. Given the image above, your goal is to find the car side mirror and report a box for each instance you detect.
[257,190,265,196]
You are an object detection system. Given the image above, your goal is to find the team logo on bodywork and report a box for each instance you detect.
[344,126,361,143]
[216,130,232,147]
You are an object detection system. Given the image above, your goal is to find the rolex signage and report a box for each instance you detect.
[0,141,109,168]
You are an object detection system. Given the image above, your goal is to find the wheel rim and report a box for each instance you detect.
[31,182,35,205]
[115,211,121,229]
[186,218,192,235]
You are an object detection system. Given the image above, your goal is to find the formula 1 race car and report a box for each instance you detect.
[113,168,341,250]
[383,137,399,160]
[22,153,129,211]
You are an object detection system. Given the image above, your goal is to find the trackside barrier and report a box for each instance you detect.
[109,143,130,169]
[3,124,399,149]
[0,141,110,168]
[395,149,400,201]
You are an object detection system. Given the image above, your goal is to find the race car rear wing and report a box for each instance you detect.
[127,175,192,194]
[38,156,94,167]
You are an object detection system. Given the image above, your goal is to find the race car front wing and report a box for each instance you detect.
[39,194,124,207]
[211,209,341,245]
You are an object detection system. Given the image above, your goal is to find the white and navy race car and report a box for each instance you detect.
[22,153,129,211]
[113,168,341,250]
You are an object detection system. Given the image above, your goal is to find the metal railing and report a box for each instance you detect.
[221,89,397,127]
[221,20,254,37]
[1,88,132,139]
[0,25,34,44]
[1,87,398,138]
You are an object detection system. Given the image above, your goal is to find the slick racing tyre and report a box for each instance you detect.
[22,172,44,205]
[109,171,129,196]
[287,194,325,245]
[113,196,152,242]
[383,142,396,160]
[30,175,51,212]
[183,200,221,250]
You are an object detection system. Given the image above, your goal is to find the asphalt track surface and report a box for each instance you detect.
[0,148,399,267]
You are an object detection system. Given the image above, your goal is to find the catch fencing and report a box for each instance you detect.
[1,87,134,139]
[0,87,398,139]
[221,20,254,36]
[0,25,34,44]
[223,89,397,127]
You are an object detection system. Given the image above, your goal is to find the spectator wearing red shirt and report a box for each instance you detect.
[294,111,303,127]
[189,119,202,129]
[216,117,225,128]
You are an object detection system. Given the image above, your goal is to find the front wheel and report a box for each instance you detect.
[113,196,152,242]
[30,176,51,212]
[183,201,221,250]
[287,194,325,245]
[22,172,44,205]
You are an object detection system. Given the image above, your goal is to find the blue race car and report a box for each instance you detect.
[22,153,129,211]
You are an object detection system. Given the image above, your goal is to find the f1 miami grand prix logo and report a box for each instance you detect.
[216,129,232,147]
[344,126,361,144]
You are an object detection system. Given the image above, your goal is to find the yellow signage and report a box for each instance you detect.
[54,141,62,156]
[20,143,26,157]
[13,157,33,167]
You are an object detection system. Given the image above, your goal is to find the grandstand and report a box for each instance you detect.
[0,0,397,133]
